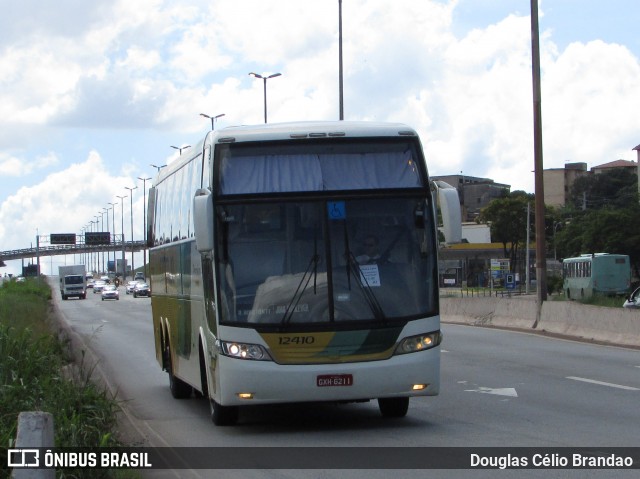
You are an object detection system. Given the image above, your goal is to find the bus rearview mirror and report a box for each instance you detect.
[194,189,214,252]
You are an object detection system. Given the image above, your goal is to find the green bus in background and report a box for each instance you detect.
[563,253,631,300]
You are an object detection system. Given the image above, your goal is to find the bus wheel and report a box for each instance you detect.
[378,397,409,418]
[165,341,192,399]
[210,399,238,426]
[198,344,238,426]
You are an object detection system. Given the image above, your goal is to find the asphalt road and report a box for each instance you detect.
[51,279,640,479]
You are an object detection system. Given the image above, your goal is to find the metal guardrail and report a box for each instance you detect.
[440,286,536,298]
[0,241,146,261]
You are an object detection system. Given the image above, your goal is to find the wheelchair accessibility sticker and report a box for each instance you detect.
[327,201,346,220]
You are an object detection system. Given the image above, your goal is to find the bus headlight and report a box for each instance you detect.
[217,340,272,361]
[394,331,442,355]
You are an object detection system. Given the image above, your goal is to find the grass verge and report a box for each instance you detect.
[0,277,139,478]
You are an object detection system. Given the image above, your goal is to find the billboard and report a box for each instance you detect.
[85,232,111,245]
[50,233,76,245]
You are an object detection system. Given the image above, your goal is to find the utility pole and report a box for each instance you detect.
[117,195,127,279]
[125,186,138,277]
[531,0,548,321]
[338,0,344,120]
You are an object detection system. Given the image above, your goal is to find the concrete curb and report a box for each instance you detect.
[11,412,55,479]
[441,297,640,348]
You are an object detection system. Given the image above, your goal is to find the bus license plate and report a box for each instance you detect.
[317,374,353,387]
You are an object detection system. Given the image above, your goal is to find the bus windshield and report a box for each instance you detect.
[216,196,436,328]
[217,139,423,194]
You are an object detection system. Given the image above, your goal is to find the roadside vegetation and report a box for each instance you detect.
[0,277,138,479]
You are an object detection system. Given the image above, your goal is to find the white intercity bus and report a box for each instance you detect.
[147,121,460,425]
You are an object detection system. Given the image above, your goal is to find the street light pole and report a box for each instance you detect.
[94,216,100,273]
[99,210,105,274]
[125,186,138,278]
[108,202,117,273]
[249,72,282,123]
[151,164,166,173]
[200,113,225,130]
[103,207,111,273]
[138,176,151,279]
[116,195,127,279]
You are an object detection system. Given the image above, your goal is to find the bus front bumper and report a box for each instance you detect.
[215,347,440,406]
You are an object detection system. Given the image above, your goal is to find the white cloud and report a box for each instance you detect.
[0,152,59,177]
[543,40,640,167]
[0,151,134,252]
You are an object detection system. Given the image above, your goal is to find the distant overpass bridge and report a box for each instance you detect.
[0,241,146,263]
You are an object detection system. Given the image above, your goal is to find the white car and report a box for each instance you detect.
[101,284,119,301]
[126,280,139,295]
[623,286,640,309]
[93,280,107,293]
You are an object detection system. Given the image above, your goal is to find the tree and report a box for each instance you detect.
[569,169,637,211]
[478,191,534,271]
[556,169,640,280]
[555,205,640,279]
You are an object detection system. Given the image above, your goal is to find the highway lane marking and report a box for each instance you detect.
[566,376,640,391]
[464,387,518,397]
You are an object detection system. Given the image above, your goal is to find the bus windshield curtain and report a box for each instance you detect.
[219,150,421,195]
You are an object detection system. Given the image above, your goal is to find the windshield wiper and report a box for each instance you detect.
[280,253,320,328]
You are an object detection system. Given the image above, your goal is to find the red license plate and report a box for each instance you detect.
[317,374,353,387]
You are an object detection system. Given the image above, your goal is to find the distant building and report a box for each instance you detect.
[431,174,510,222]
[543,162,589,208]
[543,154,639,208]
[591,159,637,175]
[461,223,491,243]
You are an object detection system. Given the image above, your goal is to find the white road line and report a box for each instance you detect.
[464,387,518,397]
[566,376,640,391]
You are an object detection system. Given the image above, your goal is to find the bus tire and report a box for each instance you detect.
[210,399,238,426]
[378,397,409,418]
[165,341,192,399]
[198,344,239,425]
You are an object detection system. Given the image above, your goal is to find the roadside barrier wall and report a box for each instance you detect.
[440,297,640,348]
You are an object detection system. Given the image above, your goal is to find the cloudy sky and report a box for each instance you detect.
[1,0,639,276]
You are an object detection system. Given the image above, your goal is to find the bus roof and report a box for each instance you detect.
[153,121,421,185]
[564,253,629,261]
[213,121,418,144]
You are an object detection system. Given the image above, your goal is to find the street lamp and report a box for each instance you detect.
[249,72,282,123]
[125,186,138,277]
[116,195,127,279]
[138,176,152,279]
[151,164,166,173]
[94,215,100,273]
[200,113,225,130]
[170,145,191,155]
[99,210,106,274]
[108,202,117,273]
[103,206,111,273]
[80,227,86,267]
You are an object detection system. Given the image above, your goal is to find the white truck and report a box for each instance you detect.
[59,265,87,300]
